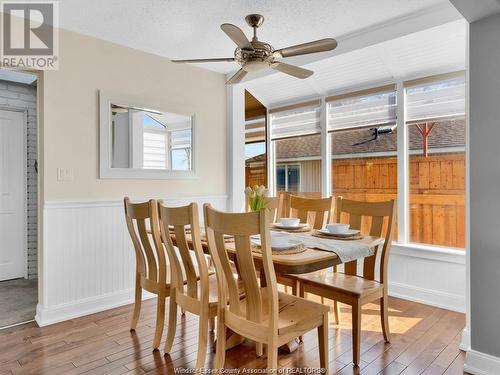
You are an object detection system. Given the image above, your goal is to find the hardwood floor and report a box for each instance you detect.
[0,296,466,374]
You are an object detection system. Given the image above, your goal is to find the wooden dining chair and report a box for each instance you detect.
[123,197,169,350]
[158,201,216,371]
[245,195,284,223]
[278,195,335,304]
[296,197,397,366]
[203,204,330,372]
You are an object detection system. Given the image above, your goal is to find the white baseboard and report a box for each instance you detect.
[35,288,155,327]
[388,281,465,313]
[464,349,500,375]
[460,328,470,351]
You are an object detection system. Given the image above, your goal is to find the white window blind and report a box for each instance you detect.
[143,131,167,169]
[270,101,321,140]
[405,75,465,123]
[245,117,266,143]
[327,87,397,131]
[170,128,192,150]
[170,128,192,170]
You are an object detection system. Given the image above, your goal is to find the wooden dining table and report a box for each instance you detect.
[165,228,384,353]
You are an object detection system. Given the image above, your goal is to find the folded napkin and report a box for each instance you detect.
[287,233,372,263]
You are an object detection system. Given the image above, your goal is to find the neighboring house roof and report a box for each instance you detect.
[245,118,465,163]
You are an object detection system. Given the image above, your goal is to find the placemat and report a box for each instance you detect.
[251,243,307,255]
[270,225,312,233]
[312,230,364,241]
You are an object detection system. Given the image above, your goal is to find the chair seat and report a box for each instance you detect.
[297,270,384,299]
[236,288,330,338]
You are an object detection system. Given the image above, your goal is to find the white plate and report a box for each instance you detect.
[317,228,360,237]
[272,223,308,230]
[251,237,303,250]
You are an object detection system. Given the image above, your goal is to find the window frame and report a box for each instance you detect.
[264,71,466,252]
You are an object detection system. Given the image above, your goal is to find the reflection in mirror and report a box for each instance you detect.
[110,104,192,171]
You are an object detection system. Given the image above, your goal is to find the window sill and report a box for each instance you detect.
[391,242,466,265]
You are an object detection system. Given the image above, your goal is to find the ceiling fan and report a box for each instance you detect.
[171,14,338,84]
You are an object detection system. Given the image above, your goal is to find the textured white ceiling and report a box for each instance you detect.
[58,0,450,73]
[244,20,467,107]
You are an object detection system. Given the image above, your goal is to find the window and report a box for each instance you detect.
[260,71,466,251]
[406,74,465,248]
[328,87,398,239]
[276,164,301,192]
[245,116,267,187]
[270,102,322,197]
[245,141,266,187]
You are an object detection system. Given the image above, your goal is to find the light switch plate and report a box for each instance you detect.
[57,168,74,182]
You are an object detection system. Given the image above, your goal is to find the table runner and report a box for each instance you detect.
[287,233,374,263]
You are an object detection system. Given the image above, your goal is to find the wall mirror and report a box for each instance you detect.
[99,91,196,179]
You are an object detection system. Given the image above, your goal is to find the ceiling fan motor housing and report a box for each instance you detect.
[236,41,274,72]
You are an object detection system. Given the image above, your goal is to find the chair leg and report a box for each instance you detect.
[195,314,209,372]
[292,279,300,296]
[332,265,340,325]
[215,313,226,369]
[152,293,166,350]
[298,284,305,343]
[318,312,329,375]
[380,294,390,342]
[164,293,178,353]
[256,342,264,357]
[130,276,142,331]
[333,300,341,325]
[209,317,216,332]
[351,301,362,366]
[267,340,278,371]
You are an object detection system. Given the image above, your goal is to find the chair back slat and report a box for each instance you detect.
[204,205,278,331]
[157,202,209,301]
[136,220,158,282]
[124,198,166,284]
[335,197,396,283]
[289,195,333,229]
[234,235,262,323]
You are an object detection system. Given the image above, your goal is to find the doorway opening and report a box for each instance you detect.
[0,69,38,329]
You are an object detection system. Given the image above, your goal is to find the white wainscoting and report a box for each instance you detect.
[36,195,227,326]
[388,243,466,313]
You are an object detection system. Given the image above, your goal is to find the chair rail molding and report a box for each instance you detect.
[36,194,227,326]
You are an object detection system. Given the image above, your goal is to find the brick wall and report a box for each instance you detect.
[0,80,37,279]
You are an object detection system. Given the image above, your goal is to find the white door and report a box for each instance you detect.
[0,110,25,281]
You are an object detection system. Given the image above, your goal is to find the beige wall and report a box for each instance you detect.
[41,30,227,201]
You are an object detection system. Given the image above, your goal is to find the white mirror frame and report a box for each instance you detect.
[99,90,198,179]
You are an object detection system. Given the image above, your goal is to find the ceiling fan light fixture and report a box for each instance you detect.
[242,60,270,72]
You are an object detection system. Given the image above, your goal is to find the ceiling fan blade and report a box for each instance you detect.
[226,69,247,85]
[221,23,254,49]
[171,57,235,63]
[274,38,337,58]
[271,62,313,79]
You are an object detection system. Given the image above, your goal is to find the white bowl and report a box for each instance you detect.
[326,223,350,234]
[279,217,300,227]
[271,232,290,248]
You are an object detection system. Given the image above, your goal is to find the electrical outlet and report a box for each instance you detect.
[57,168,74,182]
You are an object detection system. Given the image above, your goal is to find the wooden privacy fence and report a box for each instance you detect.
[246,152,465,249]
[332,153,465,248]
